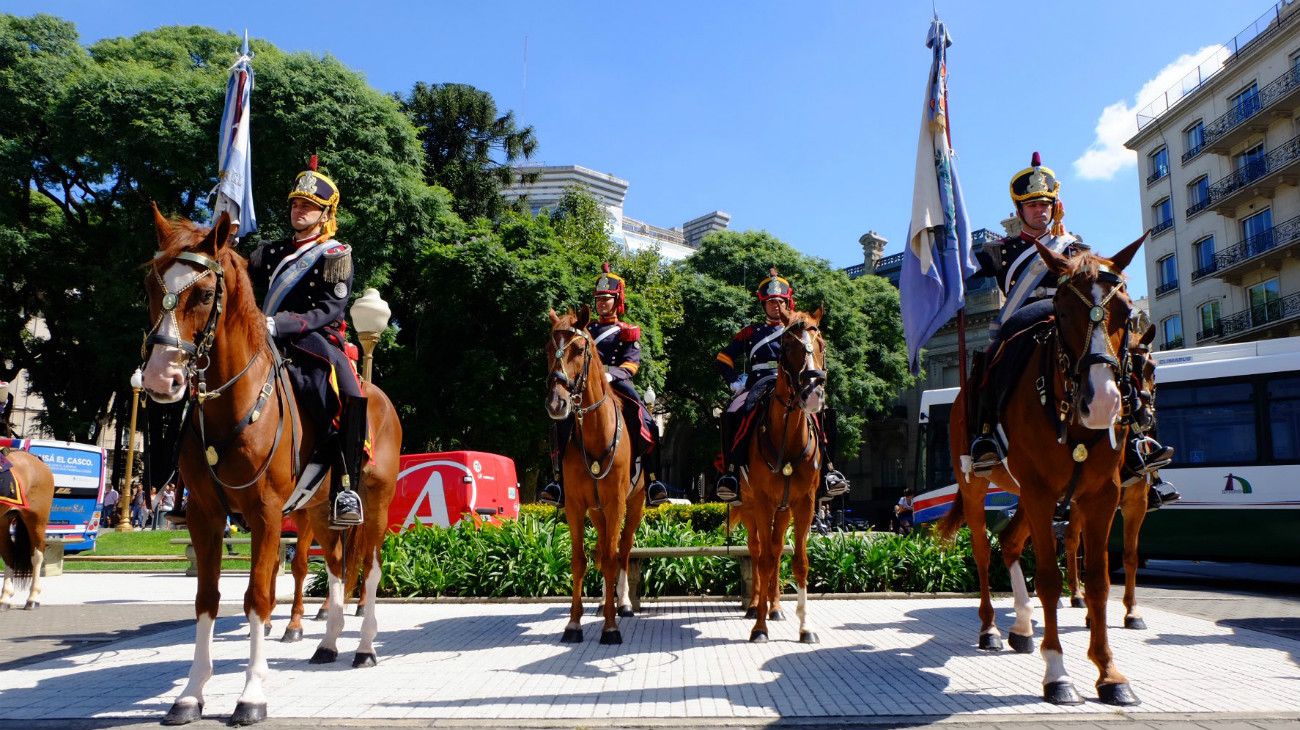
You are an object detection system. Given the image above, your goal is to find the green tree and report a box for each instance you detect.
[401,82,537,222]
[662,229,911,479]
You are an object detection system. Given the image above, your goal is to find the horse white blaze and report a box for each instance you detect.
[801,332,825,413]
[142,262,202,402]
[237,609,269,708]
[1081,283,1121,429]
[319,569,345,653]
[357,554,382,656]
[1009,562,1034,637]
[175,614,215,710]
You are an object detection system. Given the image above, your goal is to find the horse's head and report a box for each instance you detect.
[779,306,827,414]
[141,205,244,403]
[545,305,595,420]
[1034,234,1145,430]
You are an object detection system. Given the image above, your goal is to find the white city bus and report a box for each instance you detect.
[913,335,1300,565]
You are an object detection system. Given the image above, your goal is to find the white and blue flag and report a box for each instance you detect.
[213,30,256,235]
[900,16,975,376]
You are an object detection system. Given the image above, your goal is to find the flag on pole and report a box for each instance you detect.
[900,17,974,376]
[212,30,256,235]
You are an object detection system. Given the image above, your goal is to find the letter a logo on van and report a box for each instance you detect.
[403,469,452,529]
[1222,473,1253,494]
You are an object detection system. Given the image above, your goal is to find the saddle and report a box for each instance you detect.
[985,317,1056,424]
[730,375,777,457]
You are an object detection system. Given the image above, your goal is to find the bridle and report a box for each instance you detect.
[548,325,623,496]
[775,322,826,410]
[144,251,225,375]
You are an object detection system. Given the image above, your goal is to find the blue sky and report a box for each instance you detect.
[13,1,1272,296]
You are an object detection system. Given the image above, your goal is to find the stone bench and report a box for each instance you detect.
[626,544,794,611]
[170,537,294,577]
[39,539,66,577]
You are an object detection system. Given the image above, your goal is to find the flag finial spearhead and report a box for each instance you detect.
[242,29,250,57]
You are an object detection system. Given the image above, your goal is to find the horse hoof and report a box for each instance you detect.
[308,647,338,664]
[799,630,819,644]
[978,633,1003,651]
[1124,616,1147,630]
[749,630,768,643]
[768,610,784,621]
[1008,632,1034,654]
[744,608,758,619]
[599,629,623,645]
[229,700,267,726]
[23,601,39,610]
[1044,680,1083,705]
[281,627,303,643]
[161,701,203,725]
[1070,596,1085,609]
[618,606,635,618]
[561,628,584,643]
[355,604,365,617]
[352,652,377,668]
[1098,682,1141,706]
[313,607,326,621]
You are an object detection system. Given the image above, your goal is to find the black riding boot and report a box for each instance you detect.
[1121,432,1174,488]
[539,423,566,507]
[330,395,366,529]
[1145,473,1181,512]
[645,449,669,507]
[970,387,1004,477]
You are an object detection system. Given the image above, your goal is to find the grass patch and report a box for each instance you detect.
[79,530,252,556]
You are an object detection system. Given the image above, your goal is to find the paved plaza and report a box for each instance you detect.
[1,574,1298,726]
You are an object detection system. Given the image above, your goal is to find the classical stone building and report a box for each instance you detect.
[1125,1,1300,350]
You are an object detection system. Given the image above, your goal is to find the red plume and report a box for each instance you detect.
[1031,151,1041,167]
[309,154,318,171]
[602,262,611,273]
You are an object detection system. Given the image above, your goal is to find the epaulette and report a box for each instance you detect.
[737,325,755,340]
[322,242,352,283]
[618,323,641,342]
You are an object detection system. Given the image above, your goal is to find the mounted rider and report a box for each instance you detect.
[248,158,367,528]
[968,152,1179,510]
[539,263,669,508]
[713,269,848,504]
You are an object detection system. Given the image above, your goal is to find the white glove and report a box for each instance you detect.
[266,316,277,337]
[729,375,747,394]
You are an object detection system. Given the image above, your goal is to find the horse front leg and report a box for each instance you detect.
[998,511,1035,654]
[231,515,284,725]
[1121,485,1147,630]
[1079,489,1138,705]
[748,514,774,643]
[309,527,345,664]
[964,476,1002,651]
[743,513,761,619]
[597,493,627,644]
[1021,490,1078,706]
[792,495,817,644]
[282,529,311,642]
[561,500,586,643]
[1065,509,1085,609]
[616,489,644,618]
[353,547,382,667]
[164,517,223,726]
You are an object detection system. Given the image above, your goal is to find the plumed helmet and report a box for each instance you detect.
[1009,151,1060,206]
[756,267,794,308]
[287,155,341,240]
[594,262,626,314]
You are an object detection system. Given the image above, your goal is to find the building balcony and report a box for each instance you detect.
[1218,291,1300,342]
[1207,132,1300,215]
[1151,218,1174,237]
[1208,213,1300,283]
[1181,143,1206,165]
[1205,66,1300,154]
[1185,198,1210,219]
[1146,168,1169,186]
[1191,260,1219,281]
[1155,280,1179,297]
[1196,322,1224,343]
[1157,336,1185,351]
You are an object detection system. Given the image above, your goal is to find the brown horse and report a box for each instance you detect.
[741,307,826,644]
[938,237,1144,706]
[545,306,647,644]
[141,209,400,725]
[0,449,55,609]
[1064,481,1149,629]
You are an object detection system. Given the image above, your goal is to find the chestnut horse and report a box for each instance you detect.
[938,237,1144,706]
[141,209,400,725]
[1064,480,1150,628]
[0,448,54,609]
[741,307,826,644]
[545,306,647,644]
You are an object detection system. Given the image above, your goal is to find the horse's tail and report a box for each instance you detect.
[0,511,34,585]
[935,489,967,543]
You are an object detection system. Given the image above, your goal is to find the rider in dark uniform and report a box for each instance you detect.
[969,153,1179,509]
[712,269,848,504]
[248,160,367,528]
[539,264,669,508]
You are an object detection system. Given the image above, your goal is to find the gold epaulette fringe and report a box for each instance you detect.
[323,250,352,283]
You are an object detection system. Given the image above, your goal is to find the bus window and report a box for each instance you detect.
[1159,381,1257,465]
[1268,376,1300,461]
[926,403,955,492]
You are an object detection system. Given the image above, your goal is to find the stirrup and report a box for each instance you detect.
[970,435,1003,477]
[646,480,669,507]
[331,490,363,529]
[164,507,188,527]
[715,473,740,504]
[823,469,850,497]
[1146,477,1181,512]
[538,481,563,508]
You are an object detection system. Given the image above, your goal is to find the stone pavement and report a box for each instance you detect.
[1,572,1299,727]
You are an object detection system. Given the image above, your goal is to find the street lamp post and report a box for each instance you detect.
[349,288,391,383]
[118,369,143,531]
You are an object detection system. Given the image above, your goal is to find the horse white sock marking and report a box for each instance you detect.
[357,554,382,656]
[617,569,630,611]
[319,570,344,652]
[1009,562,1033,637]
[1042,648,1070,686]
[27,546,43,605]
[1,566,13,606]
[237,610,268,708]
[796,585,809,633]
[176,614,215,709]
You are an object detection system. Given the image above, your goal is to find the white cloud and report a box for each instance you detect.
[1074,45,1226,181]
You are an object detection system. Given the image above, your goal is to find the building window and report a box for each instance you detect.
[1151,197,1173,235]
[1156,254,1178,296]
[1186,175,1210,217]
[1147,147,1169,184]
[1242,208,1274,257]
[1248,278,1281,327]
[1183,120,1205,161]
[1198,300,1221,340]
[1192,236,1216,279]
[1162,315,1183,350]
[1231,82,1261,120]
[1235,142,1267,183]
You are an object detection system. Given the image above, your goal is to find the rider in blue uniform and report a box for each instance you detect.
[713,269,847,504]
[248,160,366,528]
[539,264,669,508]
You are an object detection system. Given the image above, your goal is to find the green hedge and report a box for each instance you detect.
[309,505,1055,598]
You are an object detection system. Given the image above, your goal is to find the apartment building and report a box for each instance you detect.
[1125,1,1300,350]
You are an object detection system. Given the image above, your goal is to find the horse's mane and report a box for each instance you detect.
[1064,250,1126,283]
[152,218,265,350]
[784,310,816,333]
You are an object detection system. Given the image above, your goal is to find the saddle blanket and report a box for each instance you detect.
[0,449,26,509]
